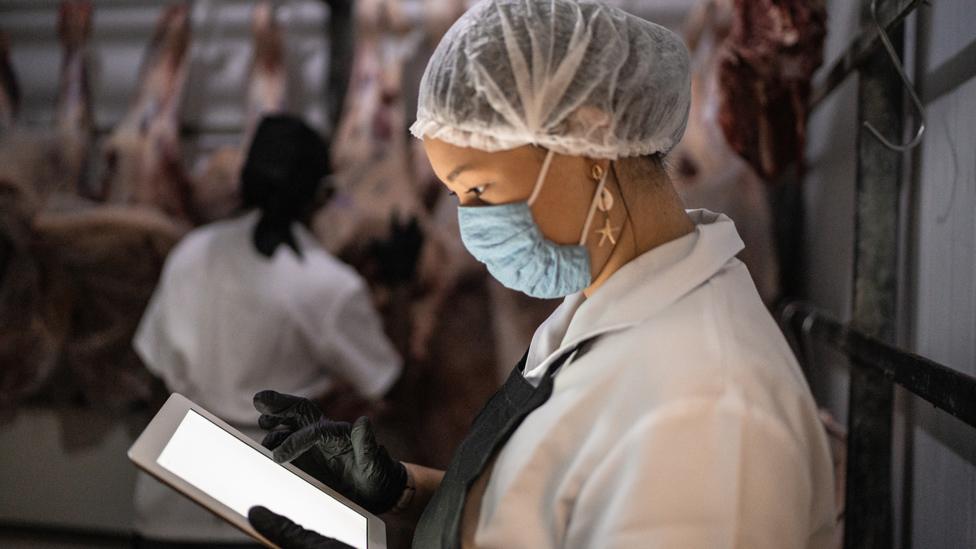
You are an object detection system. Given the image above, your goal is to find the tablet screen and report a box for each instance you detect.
[157,410,369,549]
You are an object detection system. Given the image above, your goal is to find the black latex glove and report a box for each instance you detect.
[248,505,353,549]
[254,390,407,515]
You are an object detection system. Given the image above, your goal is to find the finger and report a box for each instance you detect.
[259,413,300,431]
[272,424,322,464]
[253,390,304,415]
[261,429,291,451]
[259,413,283,431]
[255,392,323,428]
[315,419,354,455]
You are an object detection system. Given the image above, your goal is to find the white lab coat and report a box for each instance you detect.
[470,210,836,548]
[132,211,401,542]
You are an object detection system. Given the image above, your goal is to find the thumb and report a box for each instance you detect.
[350,417,378,465]
[248,505,300,541]
[248,506,351,548]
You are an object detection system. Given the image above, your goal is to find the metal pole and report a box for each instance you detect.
[845,0,905,546]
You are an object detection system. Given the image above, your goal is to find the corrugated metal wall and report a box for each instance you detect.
[2,0,330,158]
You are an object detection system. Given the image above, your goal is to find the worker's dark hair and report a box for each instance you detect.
[240,114,331,259]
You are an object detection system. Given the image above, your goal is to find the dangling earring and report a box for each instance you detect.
[591,164,619,247]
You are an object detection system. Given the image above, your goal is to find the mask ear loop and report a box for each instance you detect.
[578,163,610,246]
[527,150,556,207]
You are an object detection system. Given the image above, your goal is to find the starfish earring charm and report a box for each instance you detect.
[596,217,619,247]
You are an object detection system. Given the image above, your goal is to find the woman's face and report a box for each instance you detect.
[423,138,602,247]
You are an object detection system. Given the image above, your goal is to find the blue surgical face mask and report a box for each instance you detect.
[457,150,610,299]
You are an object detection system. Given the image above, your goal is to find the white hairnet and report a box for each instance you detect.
[410,0,692,159]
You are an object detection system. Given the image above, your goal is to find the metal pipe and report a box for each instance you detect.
[782,302,976,431]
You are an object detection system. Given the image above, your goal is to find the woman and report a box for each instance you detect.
[247,1,836,547]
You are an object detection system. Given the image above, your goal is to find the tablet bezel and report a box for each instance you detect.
[128,393,387,549]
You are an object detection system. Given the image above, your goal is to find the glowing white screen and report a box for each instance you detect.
[157,410,368,548]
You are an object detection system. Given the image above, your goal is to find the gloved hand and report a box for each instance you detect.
[248,505,353,549]
[254,390,407,514]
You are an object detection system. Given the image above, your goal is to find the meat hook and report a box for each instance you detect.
[862,0,927,151]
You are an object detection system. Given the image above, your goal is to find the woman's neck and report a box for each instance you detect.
[583,175,695,298]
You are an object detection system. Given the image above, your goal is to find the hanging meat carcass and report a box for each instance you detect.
[0,31,19,132]
[0,181,184,441]
[55,0,95,199]
[319,0,465,366]
[243,1,287,144]
[0,3,185,444]
[190,0,288,223]
[669,0,780,304]
[716,0,827,180]
[0,1,96,415]
[0,0,94,207]
[0,176,70,419]
[37,206,183,413]
[317,0,534,468]
[320,0,429,251]
[99,3,194,221]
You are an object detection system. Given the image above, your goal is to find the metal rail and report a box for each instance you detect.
[782,302,976,430]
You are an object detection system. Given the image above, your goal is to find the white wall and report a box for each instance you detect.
[802,0,861,422]
[803,0,976,546]
[907,0,976,545]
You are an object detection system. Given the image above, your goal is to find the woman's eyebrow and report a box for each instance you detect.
[447,163,474,182]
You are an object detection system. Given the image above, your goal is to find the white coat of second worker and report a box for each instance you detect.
[464,210,836,549]
[132,210,402,542]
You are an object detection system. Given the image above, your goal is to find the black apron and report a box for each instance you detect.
[412,344,583,549]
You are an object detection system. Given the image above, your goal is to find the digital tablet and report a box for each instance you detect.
[128,393,386,549]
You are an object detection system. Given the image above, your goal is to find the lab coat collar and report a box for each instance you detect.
[527,209,744,376]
